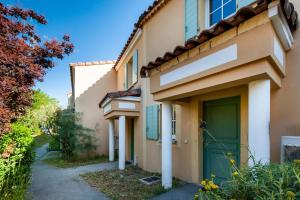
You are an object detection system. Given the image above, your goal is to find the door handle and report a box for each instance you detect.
[200,120,207,129]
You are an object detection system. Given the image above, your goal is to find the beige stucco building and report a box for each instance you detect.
[70,0,299,189]
[69,61,116,155]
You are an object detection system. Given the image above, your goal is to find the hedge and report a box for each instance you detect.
[0,122,34,199]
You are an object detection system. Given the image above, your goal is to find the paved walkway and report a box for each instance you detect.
[26,144,117,200]
[27,144,199,200]
[151,183,200,200]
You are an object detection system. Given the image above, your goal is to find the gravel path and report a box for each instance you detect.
[26,144,117,200]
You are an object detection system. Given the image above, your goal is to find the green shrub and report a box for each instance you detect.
[195,161,300,200]
[19,90,59,136]
[48,135,60,151]
[0,122,34,200]
[51,109,96,161]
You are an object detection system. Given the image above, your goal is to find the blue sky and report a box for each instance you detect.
[3,0,154,107]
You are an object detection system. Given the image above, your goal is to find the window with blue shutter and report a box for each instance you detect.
[185,0,199,41]
[146,104,160,140]
[237,0,255,9]
[132,49,138,84]
[124,49,138,90]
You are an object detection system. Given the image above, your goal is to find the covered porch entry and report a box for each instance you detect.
[156,80,271,189]
[99,89,141,170]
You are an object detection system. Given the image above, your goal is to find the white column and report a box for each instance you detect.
[248,79,270,166]
[161,102,172,189]
[118,116,126,170]
[109,119,115,162]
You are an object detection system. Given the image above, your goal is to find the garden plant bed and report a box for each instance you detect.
[81,166,184,200]
[43,155,109,168]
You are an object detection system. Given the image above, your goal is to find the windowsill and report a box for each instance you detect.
[156,139,178,145]
[126,81,138,91]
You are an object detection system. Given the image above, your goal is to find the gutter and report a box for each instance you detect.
[269,1,294,50]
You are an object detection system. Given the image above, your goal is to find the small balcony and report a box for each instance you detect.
[99,89,141,119]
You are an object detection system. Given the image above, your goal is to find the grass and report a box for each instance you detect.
[43,155,109,168]
[81,166,184,200]
[33,134,52,149]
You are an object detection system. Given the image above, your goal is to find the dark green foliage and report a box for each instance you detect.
[51,109,96,161]
[0,90,59,199]
[48,135,60,151]
[0,122,34,199]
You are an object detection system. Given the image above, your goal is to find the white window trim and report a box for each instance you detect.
[172,105,176,140]
[205,0,237,29]
[124,50,138,90]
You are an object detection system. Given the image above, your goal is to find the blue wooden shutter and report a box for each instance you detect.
[132,49,138,84]
[185,0,198,41]
[146,104,159,140]
[237,0,255,9]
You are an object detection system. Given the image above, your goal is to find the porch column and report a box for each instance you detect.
[119,116,126,170]
[161,102,172,189]
[248,79,270,165]
[108,119,115,162]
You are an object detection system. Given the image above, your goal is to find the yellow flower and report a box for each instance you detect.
[201,180,206,186]
[230,159,235,165]
[211,184,219,190]
[211,174,216,179]
[294,159,300,164]
[232,171,239,177]
[209,181,219,190]
[287,191,295,198]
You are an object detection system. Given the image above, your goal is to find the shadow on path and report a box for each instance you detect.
[26,144,117,200]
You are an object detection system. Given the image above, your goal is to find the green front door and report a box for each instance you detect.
[203,96,240,184]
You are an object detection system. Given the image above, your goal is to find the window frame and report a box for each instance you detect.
[205,0,237,29]
[157,104,177,142]
[172,105,176,140]
[124,49,138,90]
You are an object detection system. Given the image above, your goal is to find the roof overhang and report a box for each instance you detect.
[140,0,298,78]
[101,96,141,119]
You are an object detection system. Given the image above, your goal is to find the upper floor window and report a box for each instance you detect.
[208,0,236,27]
[185,0,199,41]
[124,49,138,90]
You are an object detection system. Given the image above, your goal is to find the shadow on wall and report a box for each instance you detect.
[75,68,117,156]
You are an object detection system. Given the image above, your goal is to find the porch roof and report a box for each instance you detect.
[99,88,141,108]
[140,0,298,78]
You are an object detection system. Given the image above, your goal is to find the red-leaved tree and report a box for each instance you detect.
[0,3,74,135]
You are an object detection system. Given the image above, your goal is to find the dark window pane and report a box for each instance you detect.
[210,8,222,26]
[210,0,222,12]
[223,0,236,18]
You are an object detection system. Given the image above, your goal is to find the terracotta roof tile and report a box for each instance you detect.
[114,0,170,69]
[140,0,298,77]
[70,60,116,67]
[99,88,141,107]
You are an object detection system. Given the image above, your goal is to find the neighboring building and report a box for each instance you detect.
[69,61,116,156]
[67,91,74,109]
[71,0,299,189]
